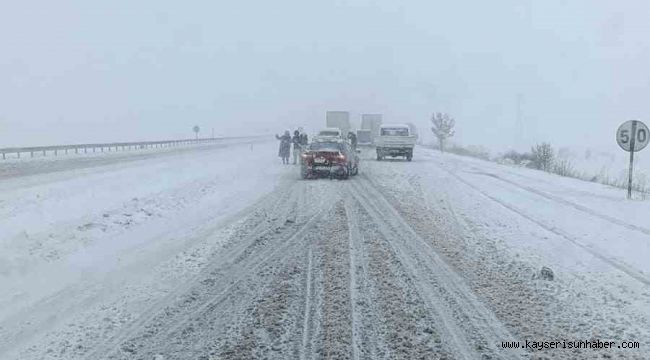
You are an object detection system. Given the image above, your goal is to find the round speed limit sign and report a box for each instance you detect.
[617,120,649,152]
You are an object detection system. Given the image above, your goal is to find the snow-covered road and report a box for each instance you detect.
[1,144,648,359]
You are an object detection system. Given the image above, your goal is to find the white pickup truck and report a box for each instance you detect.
[375,124,417,161]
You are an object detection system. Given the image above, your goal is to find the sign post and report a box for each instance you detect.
[193,125,201,141]
[616,120,649,199]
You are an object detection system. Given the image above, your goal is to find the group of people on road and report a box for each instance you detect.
[275,129,308,165]
[275,129,357,165]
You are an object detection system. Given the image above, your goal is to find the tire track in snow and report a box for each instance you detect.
[349,182,476,359]
[299,246,314,360]
[196,183,333,360]
[346,195,437,359]
[342,199,361,360]
[317,201,354,359]
[440,165,650,287]
[349,176,522,360]
[471,170,650,236]
[126,201,334,359]
[83,187,321,359]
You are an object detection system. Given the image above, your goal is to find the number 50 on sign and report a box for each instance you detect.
[617,120,649,152]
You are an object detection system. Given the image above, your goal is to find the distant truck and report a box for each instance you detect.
[375,124,416,161]
[361,114,382,144]
[356,129,372,146]
[326,111,351,137]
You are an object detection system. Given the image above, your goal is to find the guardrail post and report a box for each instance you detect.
[2,153,4,160]
[54,149,57,156]
[17,152,20,158]
[43,150,46,156]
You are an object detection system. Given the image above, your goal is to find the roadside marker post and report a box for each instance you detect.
[616,120,649,199]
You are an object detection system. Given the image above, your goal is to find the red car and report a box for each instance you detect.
[300,140,359,179]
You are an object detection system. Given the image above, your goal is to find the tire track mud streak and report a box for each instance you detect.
[342,200,361,360]
[299,247,314,360]
[315,201,354,359]
[365,171,571,358]
[344,194,393,359]
[189,183,331,360]
[347,196,451,359]
[349,177,523,360]
[187,184,318,360]
[79,185,297,360]
[89,185,333,360]
[372,162,650,359]
[141,203,332,359]
[211,233,310,360]
[439,165,650,287]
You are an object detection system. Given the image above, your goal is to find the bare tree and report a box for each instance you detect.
[531,142,554,171]
[431,112,455,152]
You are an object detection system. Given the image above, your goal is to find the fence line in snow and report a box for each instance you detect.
[0,135,268,160]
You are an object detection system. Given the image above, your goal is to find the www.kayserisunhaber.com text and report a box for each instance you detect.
[502,339,640,351]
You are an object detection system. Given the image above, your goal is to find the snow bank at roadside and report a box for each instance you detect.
[0,140,291,322]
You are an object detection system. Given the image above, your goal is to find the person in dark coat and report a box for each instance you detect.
[347,131,357,150]
[291,130,301,164]
[275,130,291,164]
[300,132,309,146]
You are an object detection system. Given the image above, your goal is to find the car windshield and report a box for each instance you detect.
[318,131,340,137]
[381,128,409,136]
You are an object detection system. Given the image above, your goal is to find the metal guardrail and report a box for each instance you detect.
[0,135,268,160]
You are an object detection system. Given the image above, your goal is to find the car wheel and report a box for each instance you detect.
[406,156,412,161]
[352,165,359,175]
[301,166,309,179]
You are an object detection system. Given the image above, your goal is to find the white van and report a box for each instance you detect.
[375,124,417,161]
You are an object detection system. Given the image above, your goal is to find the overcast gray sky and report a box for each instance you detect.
[1,0,649,151]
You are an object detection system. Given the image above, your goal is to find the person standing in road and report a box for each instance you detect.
[347,131,357,150]
[292,130,301,164]
[275,130,291,164]
[300,132,309,147]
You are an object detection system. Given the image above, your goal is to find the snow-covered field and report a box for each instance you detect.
[1,143,648,359]
[549,145,650,194]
